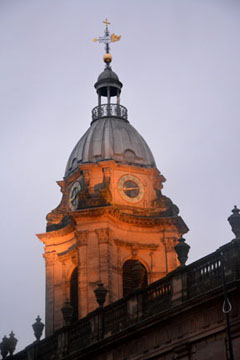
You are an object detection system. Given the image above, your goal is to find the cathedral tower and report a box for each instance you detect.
[37,20,188,336]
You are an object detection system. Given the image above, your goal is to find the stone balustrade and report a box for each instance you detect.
[10,239,240,360]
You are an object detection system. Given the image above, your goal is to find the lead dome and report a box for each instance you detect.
[65,66,156,177]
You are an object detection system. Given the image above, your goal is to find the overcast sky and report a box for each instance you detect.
[1,0,240,352]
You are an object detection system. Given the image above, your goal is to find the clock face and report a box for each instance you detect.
[118,175,144,203]
[69,182,81,210]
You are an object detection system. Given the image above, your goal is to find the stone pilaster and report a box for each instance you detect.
[95,228,112,302]
[44,251,57,336]
[76,230,89,318]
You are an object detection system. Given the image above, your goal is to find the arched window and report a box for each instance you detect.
[70,267,78,322]
[122,260,147,297]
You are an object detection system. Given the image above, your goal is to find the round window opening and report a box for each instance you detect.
[123,180,139,198]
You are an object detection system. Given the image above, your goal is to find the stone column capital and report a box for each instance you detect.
[75,230,89,247]
[43,251,57,265]
[95,228,110,244]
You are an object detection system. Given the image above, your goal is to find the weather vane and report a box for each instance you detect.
[93,18,121,64]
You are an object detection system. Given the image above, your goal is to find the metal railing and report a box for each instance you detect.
[92,104,128,122]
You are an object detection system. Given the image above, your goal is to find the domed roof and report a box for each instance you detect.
[97,67,119,82]
[95,66,122,97]
[65,118,156,177]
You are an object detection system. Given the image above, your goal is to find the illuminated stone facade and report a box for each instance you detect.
[37,159,188,335]
[37,56,188,335]
[9,24,240,360]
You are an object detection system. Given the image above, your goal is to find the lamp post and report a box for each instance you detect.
[220,251,234,360]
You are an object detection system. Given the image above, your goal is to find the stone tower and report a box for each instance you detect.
[37,21,188,336]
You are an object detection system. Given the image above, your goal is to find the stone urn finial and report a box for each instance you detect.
[0,336,9,360]
[175,236,190,266]
[32,315,44,341]
[228,205,240,239]
[94,282,108,308]
[8,331,18,356]
[61,299,74,326]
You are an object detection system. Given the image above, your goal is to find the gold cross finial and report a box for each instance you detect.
[103,18,111,27]
[93,19,121,60]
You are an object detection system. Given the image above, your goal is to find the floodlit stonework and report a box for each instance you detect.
[6,22,240,360]
[37,148,188,335]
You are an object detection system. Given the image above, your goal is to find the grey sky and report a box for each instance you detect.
[1,0,240,352]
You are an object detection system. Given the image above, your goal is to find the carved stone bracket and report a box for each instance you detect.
[75,231,89,246]
[95,228,110,244]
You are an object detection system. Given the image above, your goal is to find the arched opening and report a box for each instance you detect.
[70,267,78,322]
[122,260,148,297]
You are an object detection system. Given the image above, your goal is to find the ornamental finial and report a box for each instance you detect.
[93,19,121,65]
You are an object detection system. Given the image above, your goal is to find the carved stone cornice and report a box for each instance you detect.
[114,238,159,251]
[75,230,89,246]
[37,223,75,243]
[71,206,188,234]
[95,228,110,244]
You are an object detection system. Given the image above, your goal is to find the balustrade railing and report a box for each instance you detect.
[11,240,240,360]
[187,252,222,297]
[92,104,128,122]
[68,315,92,351]
[142,277,172,316]
[103,298,128,335]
